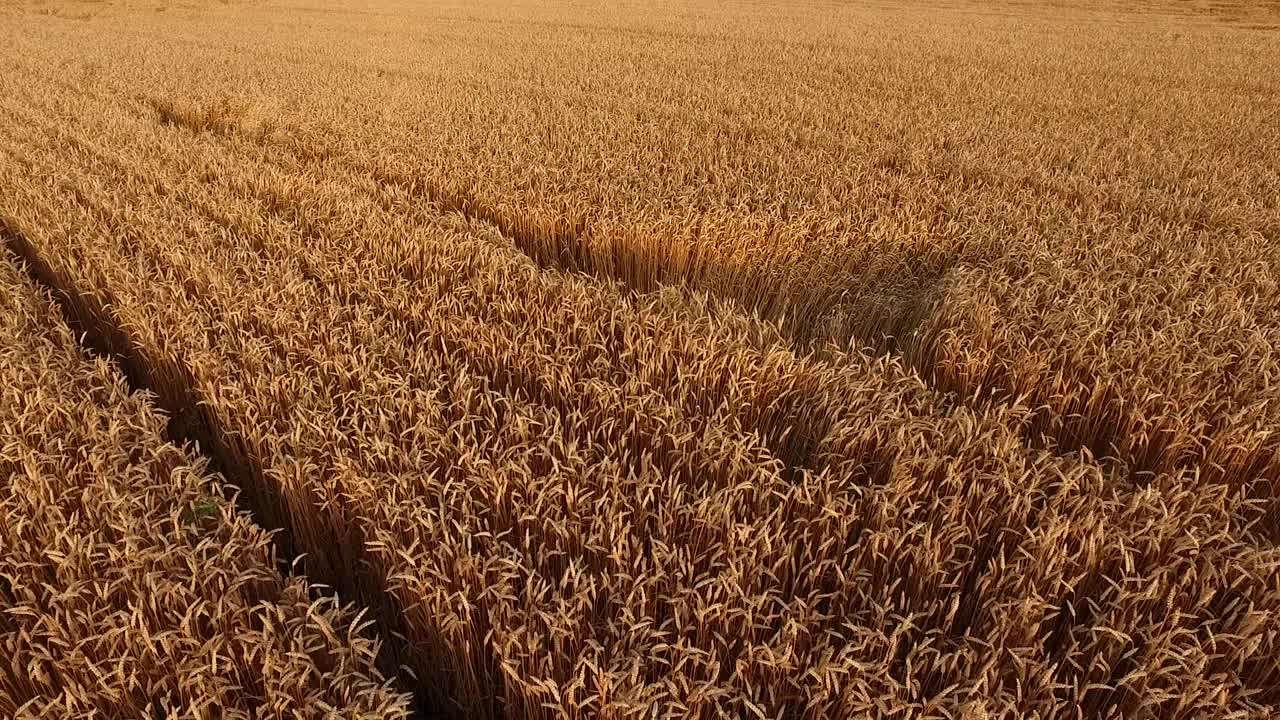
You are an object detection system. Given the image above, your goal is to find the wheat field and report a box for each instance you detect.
[0,247,411,717]
[0,0,1277,717]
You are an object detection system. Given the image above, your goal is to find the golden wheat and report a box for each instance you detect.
[0,251,410,717]
[0,0,1277,717]
[8,0,1274,485]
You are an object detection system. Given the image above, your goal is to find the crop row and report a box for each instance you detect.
[0,243,409,717]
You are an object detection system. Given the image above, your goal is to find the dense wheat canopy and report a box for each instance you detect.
[0,253,410,717]
[1,0,1277,717]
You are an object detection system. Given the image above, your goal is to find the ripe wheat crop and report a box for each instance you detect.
[0,250,410,718]
[1,0,1277,717]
